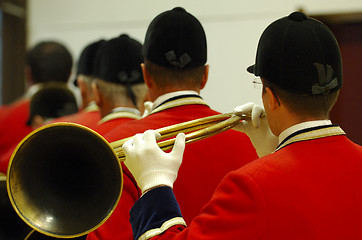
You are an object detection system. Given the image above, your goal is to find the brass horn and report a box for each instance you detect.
[7,112,246,238]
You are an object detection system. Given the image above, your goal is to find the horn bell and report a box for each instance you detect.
[7,123,122,238]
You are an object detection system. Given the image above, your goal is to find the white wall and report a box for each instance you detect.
[27,0,362,113]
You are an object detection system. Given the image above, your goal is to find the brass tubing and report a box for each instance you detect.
[110,113,234,152]
[114,113,243,160]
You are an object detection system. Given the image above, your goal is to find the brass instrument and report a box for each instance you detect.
[7,112,246,238]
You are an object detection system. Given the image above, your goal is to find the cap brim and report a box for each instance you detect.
[247,65,255,74]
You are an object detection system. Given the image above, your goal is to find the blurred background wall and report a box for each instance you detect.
[1,0,361,143]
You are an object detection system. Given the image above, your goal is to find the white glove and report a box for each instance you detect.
[122,130,186,194]
[233,102,279,157]
[141,101,153,118]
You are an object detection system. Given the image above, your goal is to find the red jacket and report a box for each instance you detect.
[0,99,33,159]
[130,125,362,240]
[86,97,258,240]
[0,105,9,120]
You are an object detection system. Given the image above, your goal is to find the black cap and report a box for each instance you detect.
[27,84,78,125]
[247,11,342,95]
[93,34,144,85]
[77,39,105,76]
[74,39,105,86]
[143,7,207,69]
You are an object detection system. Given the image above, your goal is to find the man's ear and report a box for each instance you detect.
[141,63,152,89]
[77,77,87,99]
[92,81,101,108]
[200,64,209,90]
[265,87,279,110]
[31,115,45,129]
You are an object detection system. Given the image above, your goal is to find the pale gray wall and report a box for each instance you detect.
[27,0,362,112]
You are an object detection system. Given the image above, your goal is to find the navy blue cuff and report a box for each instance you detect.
[130,187,183,240]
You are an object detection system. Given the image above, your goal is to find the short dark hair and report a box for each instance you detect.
[26,41,73,83]
[144,59,205,89]
[262,78,339,118]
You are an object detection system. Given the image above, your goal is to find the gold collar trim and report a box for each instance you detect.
[275,125,345,152]
[84,102,99,112]
[99,111,141,124]
[150,97,209,115]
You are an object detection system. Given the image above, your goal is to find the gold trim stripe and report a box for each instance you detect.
[84,102,99,112]
[150,97,209,115]
[99,112,141,124]
[275,125,345,152]
[138,217,187,240]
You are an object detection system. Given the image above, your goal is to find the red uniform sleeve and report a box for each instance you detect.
[130,170,267,240]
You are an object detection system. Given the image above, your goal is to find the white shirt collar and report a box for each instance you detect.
[278,120,332,144]
[152,90,199,110]
[24,84,43,98]
[111,107,140,115]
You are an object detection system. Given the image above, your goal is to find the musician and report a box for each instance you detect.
[26,83,78,128]
[0,83,78,173]
[123,12,362,240]
[50,39,105,129]
[0,41,73,158]
[85,7,258,240]
[91,34,148,136]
